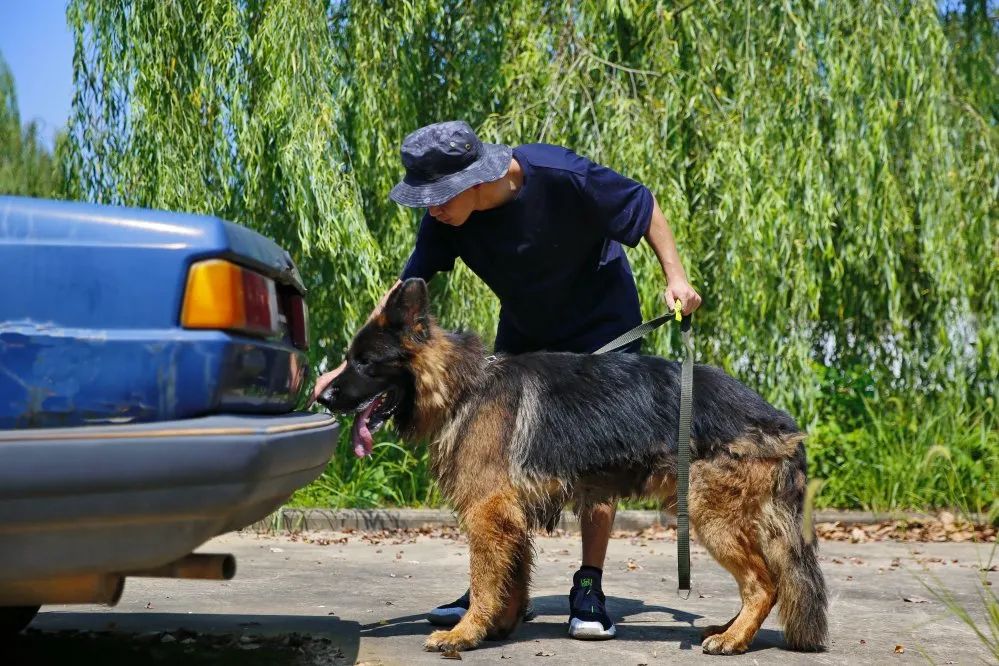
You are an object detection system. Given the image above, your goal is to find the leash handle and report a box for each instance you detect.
[674,298,692,333]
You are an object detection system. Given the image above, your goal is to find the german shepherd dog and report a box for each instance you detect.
[318,279,828,655]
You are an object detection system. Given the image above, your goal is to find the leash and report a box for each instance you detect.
[593,300,694,594]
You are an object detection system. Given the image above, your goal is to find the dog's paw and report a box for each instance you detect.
[424,628,482,652]
[702,631,750,655]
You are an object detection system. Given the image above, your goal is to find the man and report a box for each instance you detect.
[313,120,701,640]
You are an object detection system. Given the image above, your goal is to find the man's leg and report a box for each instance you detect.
[569,502,617,639]
[581,502,615,568]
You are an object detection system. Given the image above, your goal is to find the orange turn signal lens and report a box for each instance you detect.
[181,259,278,335]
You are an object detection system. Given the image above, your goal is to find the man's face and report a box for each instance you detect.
[428,187,477,227]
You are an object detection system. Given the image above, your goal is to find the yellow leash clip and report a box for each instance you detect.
[674,298,683,322]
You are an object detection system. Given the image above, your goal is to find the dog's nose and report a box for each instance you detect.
[318,385,338,408]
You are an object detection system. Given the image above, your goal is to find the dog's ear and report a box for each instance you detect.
[384,278,431,342]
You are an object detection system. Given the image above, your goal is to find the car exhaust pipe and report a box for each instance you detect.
[0,554,235,607]
[126,553,236,581]
[0,574,124,606]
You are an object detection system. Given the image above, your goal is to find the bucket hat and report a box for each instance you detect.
[389,121,512,208]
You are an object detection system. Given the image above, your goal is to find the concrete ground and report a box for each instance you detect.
[12,530,996,665]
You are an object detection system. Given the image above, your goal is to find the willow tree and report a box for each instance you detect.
[65,0,996,424]
[0,52,62,197]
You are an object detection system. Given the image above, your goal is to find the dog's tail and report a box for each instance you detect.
[758,437,828,651]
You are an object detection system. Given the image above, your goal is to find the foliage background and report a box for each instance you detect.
[5,0,996,513]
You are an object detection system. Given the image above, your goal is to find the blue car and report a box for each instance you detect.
[0,196,339,633]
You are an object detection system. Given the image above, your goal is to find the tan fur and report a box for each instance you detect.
[729,431,805,459]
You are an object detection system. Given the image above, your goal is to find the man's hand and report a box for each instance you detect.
[309,359,347,407]
[665,280,702,316]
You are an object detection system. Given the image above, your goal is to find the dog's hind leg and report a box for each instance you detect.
[690,459,778,655]
[424,488,528,652]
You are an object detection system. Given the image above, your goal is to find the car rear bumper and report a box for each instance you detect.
[0,412,338,582]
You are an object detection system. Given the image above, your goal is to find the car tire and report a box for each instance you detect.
[0,606,40,636]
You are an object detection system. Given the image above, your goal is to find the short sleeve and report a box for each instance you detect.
[400,213,458,281]
[580,159,654,248]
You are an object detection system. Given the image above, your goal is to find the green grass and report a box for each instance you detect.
[289,435,442,509]
[917,544,999,663]
[808,395,998,517]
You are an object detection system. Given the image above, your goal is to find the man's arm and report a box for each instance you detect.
[309,279,403,405]
[644,196,702,315]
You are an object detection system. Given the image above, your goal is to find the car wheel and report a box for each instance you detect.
[0,606,40,636]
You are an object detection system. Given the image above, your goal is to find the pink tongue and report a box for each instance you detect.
[351,399,378,458]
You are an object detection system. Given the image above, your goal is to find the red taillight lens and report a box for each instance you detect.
[286,293,309,350]
[241,269,279,335]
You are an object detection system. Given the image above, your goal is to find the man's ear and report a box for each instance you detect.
[384,278,431,341]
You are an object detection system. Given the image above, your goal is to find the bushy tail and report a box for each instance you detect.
[759,445,828,651]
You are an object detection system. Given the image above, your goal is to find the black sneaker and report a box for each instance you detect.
[427,589,537,627]
[568,569,616,639]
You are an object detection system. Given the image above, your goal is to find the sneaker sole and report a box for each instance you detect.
[569,617,617,640]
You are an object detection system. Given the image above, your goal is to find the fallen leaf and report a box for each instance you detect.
[442,649,462,660]
[535,650,554,656]
[860,639,866,644]
[903,595,929,603]
[894,644,905,654]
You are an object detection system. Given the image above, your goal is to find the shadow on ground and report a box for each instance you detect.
[360,594,788,654]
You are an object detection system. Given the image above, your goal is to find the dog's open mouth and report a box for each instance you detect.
[351,390,400,458]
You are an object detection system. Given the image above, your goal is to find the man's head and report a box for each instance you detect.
[390,120,511,226]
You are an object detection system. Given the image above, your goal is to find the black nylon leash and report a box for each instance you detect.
[593,304,694,594]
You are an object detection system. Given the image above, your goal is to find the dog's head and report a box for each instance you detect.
[317,278,432,457]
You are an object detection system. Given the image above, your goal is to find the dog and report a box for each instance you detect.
[318,278,828,655]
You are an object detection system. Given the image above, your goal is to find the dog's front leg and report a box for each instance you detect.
[425,489,527,652]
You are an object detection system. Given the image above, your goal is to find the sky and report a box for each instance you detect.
[0,2,74,149]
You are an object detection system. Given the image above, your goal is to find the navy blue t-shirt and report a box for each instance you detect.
[400,143,653,354]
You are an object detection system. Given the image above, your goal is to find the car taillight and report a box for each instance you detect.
[181,259,279,336]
